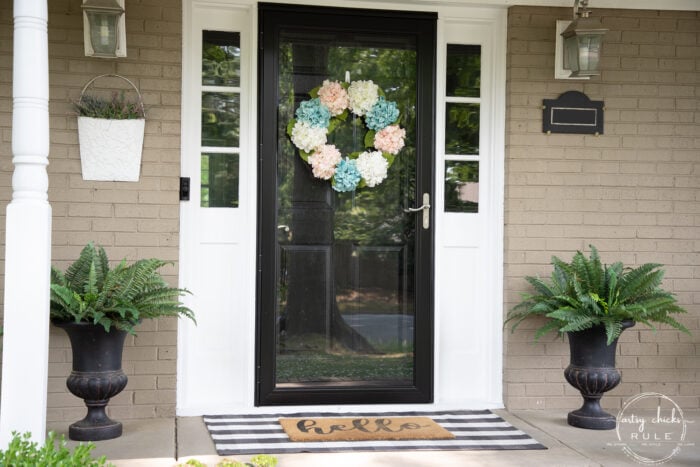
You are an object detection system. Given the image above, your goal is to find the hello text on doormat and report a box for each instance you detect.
[279,416,456,442]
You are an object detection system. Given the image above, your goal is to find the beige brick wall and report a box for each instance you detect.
[505,7,700,410]
[2,1,698,421]
[0,0,183,421]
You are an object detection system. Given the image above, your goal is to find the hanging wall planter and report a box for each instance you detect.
[76,74,145,182]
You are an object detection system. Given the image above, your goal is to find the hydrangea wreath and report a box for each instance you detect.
[287,79,406,192]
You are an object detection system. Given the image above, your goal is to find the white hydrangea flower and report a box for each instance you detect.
[356,150,389,187]
[348,80,379,117]
[291,121,327,152]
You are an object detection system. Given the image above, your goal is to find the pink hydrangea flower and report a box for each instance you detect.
[373,124,406,155]
[317,80,349,116]
[308,144,342,180]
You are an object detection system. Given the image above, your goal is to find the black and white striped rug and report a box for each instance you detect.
[203,410,546,455]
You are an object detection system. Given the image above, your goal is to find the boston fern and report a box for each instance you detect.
[50,243,194,334]
[506,245,689,345]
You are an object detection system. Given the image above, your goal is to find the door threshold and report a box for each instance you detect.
[178,401,505,417]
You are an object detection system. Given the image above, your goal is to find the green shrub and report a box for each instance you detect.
[249,454,278,467]
[214,460,245,467]
[178,460,207,467]
[0,431,110,466]
[177,455,278,467]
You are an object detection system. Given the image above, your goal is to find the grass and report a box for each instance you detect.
[277,352,413,382]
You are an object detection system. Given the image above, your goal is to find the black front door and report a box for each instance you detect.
[257,3,436,405]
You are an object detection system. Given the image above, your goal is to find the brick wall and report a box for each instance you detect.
[2,1,697,421]
[0,0,183,421]
[505,7,700,410]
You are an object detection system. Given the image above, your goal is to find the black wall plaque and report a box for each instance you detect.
[543,91,604,135]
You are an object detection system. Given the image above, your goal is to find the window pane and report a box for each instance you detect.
[445,103,479,155]
[445,161,478,213]
[201,92,240,147]
[202,31,241,87]
[446,44,480,98]
[201,153,239,208]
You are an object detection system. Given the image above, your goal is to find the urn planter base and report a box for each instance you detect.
[564,321,634,430]
[69,404,123,441]
[53,321,128,441]
[567,398,617,430]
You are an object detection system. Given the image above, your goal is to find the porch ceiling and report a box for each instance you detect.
[377,0,700,12]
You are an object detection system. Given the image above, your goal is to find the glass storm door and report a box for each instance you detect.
[257,4,436,405]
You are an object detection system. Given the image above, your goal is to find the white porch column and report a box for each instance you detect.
[0,0,52,447]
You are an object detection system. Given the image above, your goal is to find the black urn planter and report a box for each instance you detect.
[564,321,635,430]
[53,321,128,441]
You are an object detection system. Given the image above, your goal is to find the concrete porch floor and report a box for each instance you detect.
[47,409,700,466]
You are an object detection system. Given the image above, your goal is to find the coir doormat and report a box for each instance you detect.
[279,416,455,442]
[203,410,547,455]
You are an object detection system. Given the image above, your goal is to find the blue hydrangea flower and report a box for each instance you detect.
[365,97,399,131]
[332,158,361,192]
[295,98,331,129]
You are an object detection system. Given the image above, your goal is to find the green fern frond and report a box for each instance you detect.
[51,267,67,287]
[546,308,584,323]
[534,319,564,340]
[64,243,99,289]
[617,263,663,302]
[550,293,581,310]
[85,262,98,297]
[571,275,591,306]
[632,295,682,314]
[571,250,596,295]
[50,243,195,335]
[605,266,619,308]
[525,276,556,297]
[587,245,605,292]
[119,259,170,298]
[96,245,110,286]
[645,313,690,335]
[551,263,571,294]
[603,319,623,345]
[557,315,599,333]
[50,284,77,320]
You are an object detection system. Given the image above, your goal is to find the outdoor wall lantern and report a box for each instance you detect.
[555,0,608,79]
[82,0,127,58]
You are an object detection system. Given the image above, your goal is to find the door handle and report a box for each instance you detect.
[404,193,430,229]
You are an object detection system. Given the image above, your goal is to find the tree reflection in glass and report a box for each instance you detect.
[275,39,418,385]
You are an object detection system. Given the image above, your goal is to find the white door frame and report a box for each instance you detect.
[178,0,506,415]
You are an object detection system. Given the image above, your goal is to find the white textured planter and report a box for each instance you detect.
[78,116,145,182]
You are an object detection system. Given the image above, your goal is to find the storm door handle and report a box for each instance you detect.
[403,193,430,229]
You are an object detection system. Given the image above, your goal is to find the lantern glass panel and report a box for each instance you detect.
[87,11,119,56]
[563,35,579,72]
[576,35,602,72]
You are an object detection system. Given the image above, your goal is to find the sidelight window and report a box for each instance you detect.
[444,44,481,213]
[200,31,241,208]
